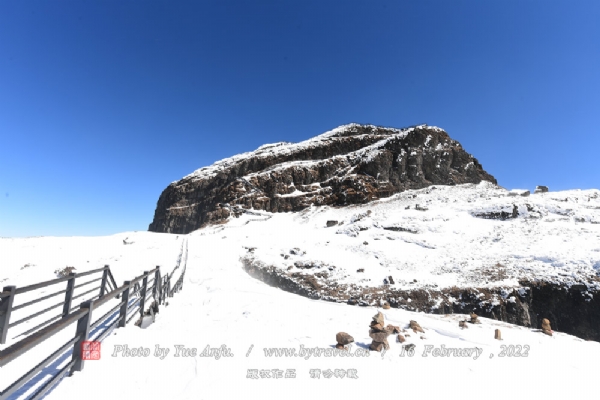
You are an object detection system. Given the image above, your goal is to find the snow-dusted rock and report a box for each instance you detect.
[149,124,496,233]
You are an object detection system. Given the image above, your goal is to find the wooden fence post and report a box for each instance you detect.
[139,272,148,323]
[99,267,109,298]
[107,267,119,298]
[63,273,76,317]
[70,300,94,375]
[0,286,16,344]
[153,268,160,300]
[119,281,131,328]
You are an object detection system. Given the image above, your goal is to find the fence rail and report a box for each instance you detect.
[0,238,188,400]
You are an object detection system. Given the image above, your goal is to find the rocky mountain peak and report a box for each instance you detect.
[149,124,497,234]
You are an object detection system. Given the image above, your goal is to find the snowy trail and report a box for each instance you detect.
[44,230,600,399]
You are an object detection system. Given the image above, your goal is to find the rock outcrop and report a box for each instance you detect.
[149,124,497,233]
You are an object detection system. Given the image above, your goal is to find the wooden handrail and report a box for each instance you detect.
[0,309,88,367]
[0,240,188,399]
[15,266,108,295]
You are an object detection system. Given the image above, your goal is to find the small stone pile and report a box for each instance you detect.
[335,332,354,349]
[369,312,392,352]
[541,318,553,336]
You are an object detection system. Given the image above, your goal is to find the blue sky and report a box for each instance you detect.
[1,1,599,237]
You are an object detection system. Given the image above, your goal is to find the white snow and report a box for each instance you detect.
[1,184,599,398]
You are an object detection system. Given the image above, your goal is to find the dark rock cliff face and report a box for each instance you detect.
[149,124,497,234]
[241,256,600,341]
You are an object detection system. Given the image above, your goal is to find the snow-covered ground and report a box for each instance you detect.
[1,183,600,399]
[237,181,600,291]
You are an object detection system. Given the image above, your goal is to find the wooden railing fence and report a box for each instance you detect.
[0,239,188,400]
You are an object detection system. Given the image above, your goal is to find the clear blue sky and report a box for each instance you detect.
[1,1,599,237]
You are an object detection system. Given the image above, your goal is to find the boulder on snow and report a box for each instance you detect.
[336,332,354,346]
[409,320,424,333]
[541,318,553,336]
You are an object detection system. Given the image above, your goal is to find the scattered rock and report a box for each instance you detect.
[403,343,416,352]
[534,185,549,194]
[290,248,305,256]
[495,329,502,340]
[55,266,76,277]
[396,334,406,343]
[459,320,468,329]
[336,332,354,346]
[388,276,395,284]
[541,318,553,336]
[508,189,530,197]
[469,312,480,324]
[326,220,338,227]
[409,320,424,333]
[363,241,369,245]
[357,268,365,273]
[387,325,400,333]
[382,301,390,309]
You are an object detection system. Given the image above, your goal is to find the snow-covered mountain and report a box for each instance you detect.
[149,124,496,234]
[2,124,599,399]
[2,200,599,399]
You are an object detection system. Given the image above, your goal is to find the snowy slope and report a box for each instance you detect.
[1,183,600,399]
[235,181,600,290]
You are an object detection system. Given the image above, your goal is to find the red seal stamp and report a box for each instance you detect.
[81,341,101,360]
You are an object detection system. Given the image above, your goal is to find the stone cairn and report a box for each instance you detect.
[541,318,553,336]
[369,312,395,352]
[335,332,354,350]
